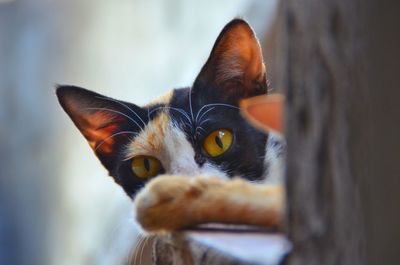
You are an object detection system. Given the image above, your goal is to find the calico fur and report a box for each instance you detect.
[56,18,285,233]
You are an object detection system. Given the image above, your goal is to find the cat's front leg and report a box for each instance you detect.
[134,175,285,233]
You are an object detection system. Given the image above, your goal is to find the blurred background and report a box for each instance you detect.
[0,1,278,264]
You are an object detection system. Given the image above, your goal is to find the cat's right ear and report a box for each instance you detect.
[56,86,146,174]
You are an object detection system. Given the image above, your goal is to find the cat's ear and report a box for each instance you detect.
[56,85,146,173]
[193,19,267,104]
[240,94,284,134]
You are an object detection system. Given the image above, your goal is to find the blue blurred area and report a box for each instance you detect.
[0,1,277,264]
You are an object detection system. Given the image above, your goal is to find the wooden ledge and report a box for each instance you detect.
[146,225,291,265]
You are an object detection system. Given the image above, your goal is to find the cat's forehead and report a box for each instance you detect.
[147,90,174,105]
[124,111,172,159]
[124,108,202,175]
[123,88,197,168]
[124,103,193,160]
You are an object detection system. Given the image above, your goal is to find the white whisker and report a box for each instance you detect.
[139,236,151,265]
[189,87,195,122]
[195,103,239,123]
[85,107,144,131]
[195,126,206,137]
[149,106,192,125]
[198,118,212,127]
[169,107,192,124]
[95,96,147,127]
[132,235,145,265]
[126,240,136,265]
[172,117,191,132]
[196,107,215,124]
[95,131,138,151]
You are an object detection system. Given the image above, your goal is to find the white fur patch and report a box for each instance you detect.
[263,132,285,184]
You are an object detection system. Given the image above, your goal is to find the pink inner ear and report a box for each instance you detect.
[215,23,265,86]
[79,111,124,154]
[240,94,284,134]
[84,124,118,154]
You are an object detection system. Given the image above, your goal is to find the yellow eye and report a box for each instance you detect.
[131,156,162,179]
[203,129,233,157]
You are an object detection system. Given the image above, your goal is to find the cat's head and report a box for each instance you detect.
[57,19,269,196]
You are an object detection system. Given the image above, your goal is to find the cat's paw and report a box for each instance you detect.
[134,175,219,232]
[134,175,284,232]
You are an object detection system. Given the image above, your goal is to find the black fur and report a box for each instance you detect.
[56,18,270,196]
[169,87,268,181]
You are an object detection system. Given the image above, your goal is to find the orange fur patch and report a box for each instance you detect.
[125,111,170,159]
[148,90,173,105]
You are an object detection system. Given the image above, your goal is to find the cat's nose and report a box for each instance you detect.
[194,153,206,166]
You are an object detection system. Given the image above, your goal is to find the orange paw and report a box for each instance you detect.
[134,175,209,232]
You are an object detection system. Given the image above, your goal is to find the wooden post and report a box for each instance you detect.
[268,1,400,264]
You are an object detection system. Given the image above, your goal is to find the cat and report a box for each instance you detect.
[56,18,285,233]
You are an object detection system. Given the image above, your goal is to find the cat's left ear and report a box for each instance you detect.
[193,19,267,104]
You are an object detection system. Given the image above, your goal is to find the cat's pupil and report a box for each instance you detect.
[143,158,150,172]
[215,135,223,149]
